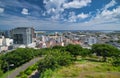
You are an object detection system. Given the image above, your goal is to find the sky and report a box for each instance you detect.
[0,0,120,30]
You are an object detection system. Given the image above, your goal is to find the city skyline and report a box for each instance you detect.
[0,0,120,30]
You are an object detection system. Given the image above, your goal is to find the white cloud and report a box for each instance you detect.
[44,0,66,14]
[81,4,120,30]
[85,0,120,24]
[68,12,89,22]
[0,7,4,13]
[0,12,120,30]
[0,0,40,11]
[101,7,120,18]
[68,12,77,22]
[77,13,89,19]
[63,0,91,9]
[43,0,91,21]
[0,0,120,30]
[104,0,116,10]
[0,14,71,30]
[61,0,120,30]
[43,0,67,21]
[21,8,29,15]
[0,0,42,17]
[96,0,117,19]
[51,14,60,20]
[99,0,119,19]
[47,8,56,14]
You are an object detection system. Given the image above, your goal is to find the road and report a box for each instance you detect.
[7,57,42,78]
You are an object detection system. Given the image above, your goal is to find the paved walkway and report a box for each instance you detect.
[7,57,42,78]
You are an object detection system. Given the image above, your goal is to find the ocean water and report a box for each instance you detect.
[35,30,116,33]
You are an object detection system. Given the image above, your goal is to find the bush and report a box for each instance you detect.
[0,69,3,76]
[52,45,66,51]
[25,69,32,75]
[0,48,43,72]
[112,57,120,66]
[21,74,28,78]
[18,64,38,77]
[91,44,119,62]
[65,44,82,59]
[41,69,53,78]
[38,50,72,74]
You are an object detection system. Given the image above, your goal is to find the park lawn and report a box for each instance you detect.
[0,70,13,78]
[50,58,120,78]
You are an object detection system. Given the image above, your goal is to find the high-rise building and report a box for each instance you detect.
[11,27,34,45]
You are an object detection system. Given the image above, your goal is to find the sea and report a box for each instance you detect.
[35,30,119,34]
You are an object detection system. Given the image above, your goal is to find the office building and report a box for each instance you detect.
[11,27,34,45]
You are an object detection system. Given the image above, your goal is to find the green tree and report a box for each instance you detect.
[0,59,3,76]
[1,48,39,72]
[65,44,83,60]
[112,50,120,66]
[52,45,65,51]
[80,48,91,57]
[117,40,120,43]
[112,56,120,66]
[38,50,72,73]
[91,44,119,62]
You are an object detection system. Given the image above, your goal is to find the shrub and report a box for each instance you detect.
[112,57,120,66]
[40,69,53,78]
[0,69,3,76]
[0,48,43,72]
[91,44,119,62]
[21,74,28,78]
[65,44,82,59]
[38,50,72,74]
[25,69,32,75]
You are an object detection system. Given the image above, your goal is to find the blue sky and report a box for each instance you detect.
[0,0,120,30]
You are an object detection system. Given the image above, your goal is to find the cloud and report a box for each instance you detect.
[0,14,71,30]
[43,0,91,21]
[77,13,89,19]
[0,11,120,30]
[104,0,116,10]
[94,0,120,21]
[79,0,120,30]
[43,0,66,14]
[21,8,29,15]
[43,0,67,21]
[0,0,41,16]
[68,12,89,22]
[0,0,120,30]
[61,0,120,30]
[101,7,120,18]
[99,0,119,19]
[63,0,91,9]
[0,0,40,10]
[68,12,77,22]
[0,7,4,13]
[51,14,60,20]
[43,0,92,11]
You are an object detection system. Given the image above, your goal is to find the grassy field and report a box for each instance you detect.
[50,58,120,78]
